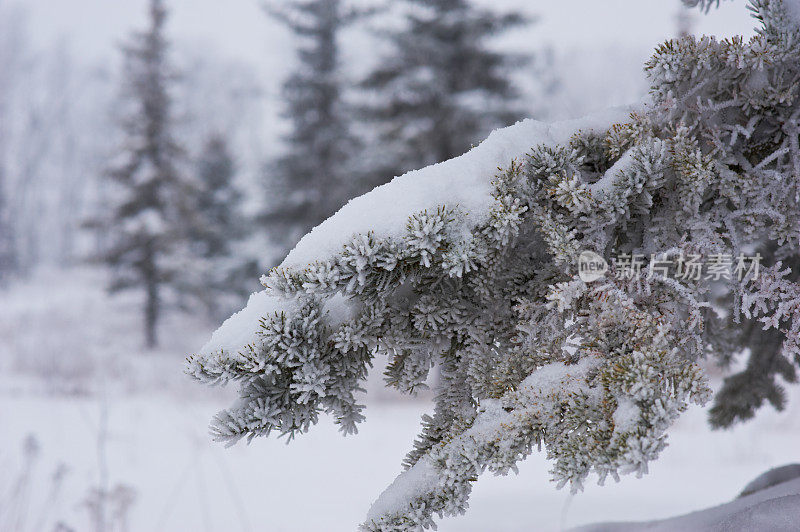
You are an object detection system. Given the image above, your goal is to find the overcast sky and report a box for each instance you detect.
[9,0,760,161]
[19,0,757,72]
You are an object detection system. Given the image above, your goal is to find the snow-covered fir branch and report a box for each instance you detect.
[188,1,800,529]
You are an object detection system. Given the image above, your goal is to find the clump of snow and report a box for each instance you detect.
[365,460,439,523]
[321,292,358,328]
[739,464,800,498]
[199,280,360,357]
[519,356,599,395]
[613,398,641,435]
[281,106,638,270]
[198,291,289,356]
[589,149,636,197]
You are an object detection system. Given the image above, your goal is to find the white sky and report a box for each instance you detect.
[11,0,760,167]
[20,0,757,73]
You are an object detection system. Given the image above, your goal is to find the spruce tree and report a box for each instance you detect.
[262,0,364,256]
[0,169,15,285]
[100,0,191,348]
[189,0,800,529]
[0,5,22,285]
[188,134,257,320]
[361,0,530,178]
[0,76,11,284]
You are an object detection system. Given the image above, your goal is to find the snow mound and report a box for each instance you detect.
[739,464,800,498]
[573,475,800,532]
[714,495,800,532]
[197,105,639,358]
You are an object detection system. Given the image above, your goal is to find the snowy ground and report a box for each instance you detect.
[1,268,799,531]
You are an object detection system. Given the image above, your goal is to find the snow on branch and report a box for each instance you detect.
[195,106,636,361]
[188,1,800,529]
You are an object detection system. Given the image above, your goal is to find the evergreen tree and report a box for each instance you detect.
[262,0,364,256]
[361,0,530,178]
[0,4,23,285]
[189,134,257,320]
[0,168,15,285]
[99,0,192,348]
[189,0,800,529]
